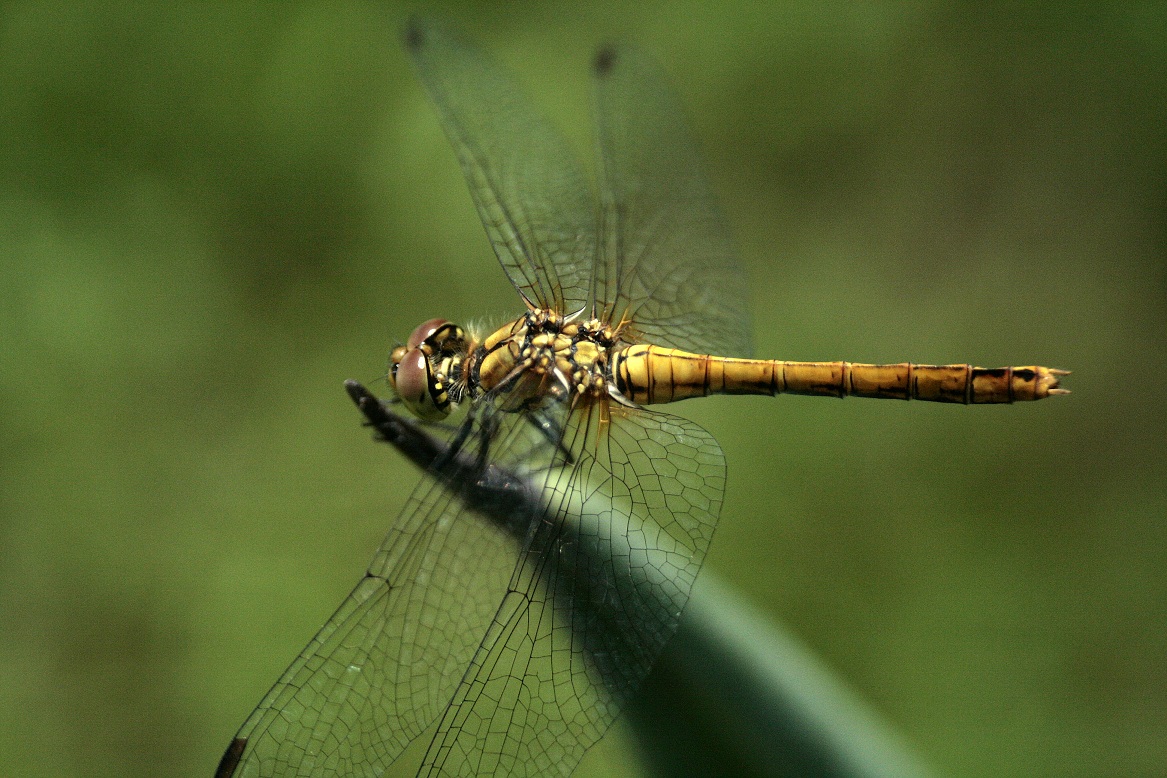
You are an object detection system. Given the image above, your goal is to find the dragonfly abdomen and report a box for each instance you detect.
[611,344,1068,405]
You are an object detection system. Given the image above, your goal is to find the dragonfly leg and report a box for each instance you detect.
[430,405,479,473]
[525,409,575,466]
[473,412,500,474]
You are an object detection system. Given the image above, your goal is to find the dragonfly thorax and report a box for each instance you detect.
[387,311,620,421]
[476,310,619,412]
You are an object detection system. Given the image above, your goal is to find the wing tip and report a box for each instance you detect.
[593,45,618,77]
[404,16,425,51]
[214,737,247,778]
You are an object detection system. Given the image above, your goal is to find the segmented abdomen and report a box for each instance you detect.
[610,344,1068,405]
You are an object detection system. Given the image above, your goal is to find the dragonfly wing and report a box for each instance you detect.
[593,45,753,358]
[406,17,595,315]
[420,404,725,776]
[219,408,559,778]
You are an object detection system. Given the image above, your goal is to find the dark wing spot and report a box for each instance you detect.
[213,738,247,778]
[594,45,617,76]
[404,18,424,50]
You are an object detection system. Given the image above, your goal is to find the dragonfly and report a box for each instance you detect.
[217,17,1067,778]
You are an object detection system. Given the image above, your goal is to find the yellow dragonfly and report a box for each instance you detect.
[217,18,1067,778]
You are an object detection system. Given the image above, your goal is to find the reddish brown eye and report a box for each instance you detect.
[394,348,430,409]
[407,318,449,349]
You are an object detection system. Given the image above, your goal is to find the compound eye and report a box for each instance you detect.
[394,348,430,411]
[393,348,449,420]
[407,318,449,349]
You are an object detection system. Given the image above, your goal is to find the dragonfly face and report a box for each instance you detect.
[387,318,470,420]
[219,16,1065,778]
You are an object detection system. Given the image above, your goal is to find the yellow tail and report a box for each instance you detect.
[611,344,1069,405]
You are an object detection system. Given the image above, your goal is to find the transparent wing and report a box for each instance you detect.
[592,45,753,358]
[420,404,725,776]
[218,401,568,778]
[219,397,724,778]
[406,17,595,315]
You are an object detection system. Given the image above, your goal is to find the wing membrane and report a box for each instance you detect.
[224,23,741,778]
[406,18,595,314]
[221,396,723,777]
[593,46,752,357]
[221,402,565,777]
[420,404,725,775]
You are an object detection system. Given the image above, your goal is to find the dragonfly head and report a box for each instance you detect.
[388,318,460,421]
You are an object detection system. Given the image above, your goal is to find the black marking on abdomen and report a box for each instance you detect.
[614,355,628,397]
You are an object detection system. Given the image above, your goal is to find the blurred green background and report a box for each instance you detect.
[2,2,1163,776]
